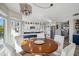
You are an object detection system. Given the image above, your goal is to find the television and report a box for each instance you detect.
[30,26,35,29]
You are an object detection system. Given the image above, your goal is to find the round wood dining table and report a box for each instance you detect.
[21,39,58,55]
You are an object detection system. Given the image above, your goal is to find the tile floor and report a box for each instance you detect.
[64,39,79,56]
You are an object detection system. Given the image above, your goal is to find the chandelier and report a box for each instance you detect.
[33,3,53,9]
[20,3,32,16]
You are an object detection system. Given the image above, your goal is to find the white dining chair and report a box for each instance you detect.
[15,40,23,53]
[53,35,64,56]
[61,43,76,56]
[37,33,45,39]
[0,39,5,56]
[0,45,5,56]
[4,43,21,56]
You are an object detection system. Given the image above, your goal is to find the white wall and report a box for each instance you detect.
[69,15,79,43]
[44,22,52,38]
[69,17,74,43]
[22,15,47,33]
[22,22,44,32]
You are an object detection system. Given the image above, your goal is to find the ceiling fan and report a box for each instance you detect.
[73,13,79,16]
[33,3,53,9]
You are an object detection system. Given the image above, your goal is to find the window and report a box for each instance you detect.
[0,16,5,51]
[11,19,20,33]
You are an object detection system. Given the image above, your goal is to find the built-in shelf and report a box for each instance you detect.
[75,19,79,34]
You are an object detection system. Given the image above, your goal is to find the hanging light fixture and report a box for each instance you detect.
[20,3,32,16]
[33,3,53,9]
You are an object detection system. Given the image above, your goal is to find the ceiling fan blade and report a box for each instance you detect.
[73,13,79,16]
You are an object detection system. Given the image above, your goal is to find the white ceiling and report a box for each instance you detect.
[4,3,79,22]
[5,3,20,13]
